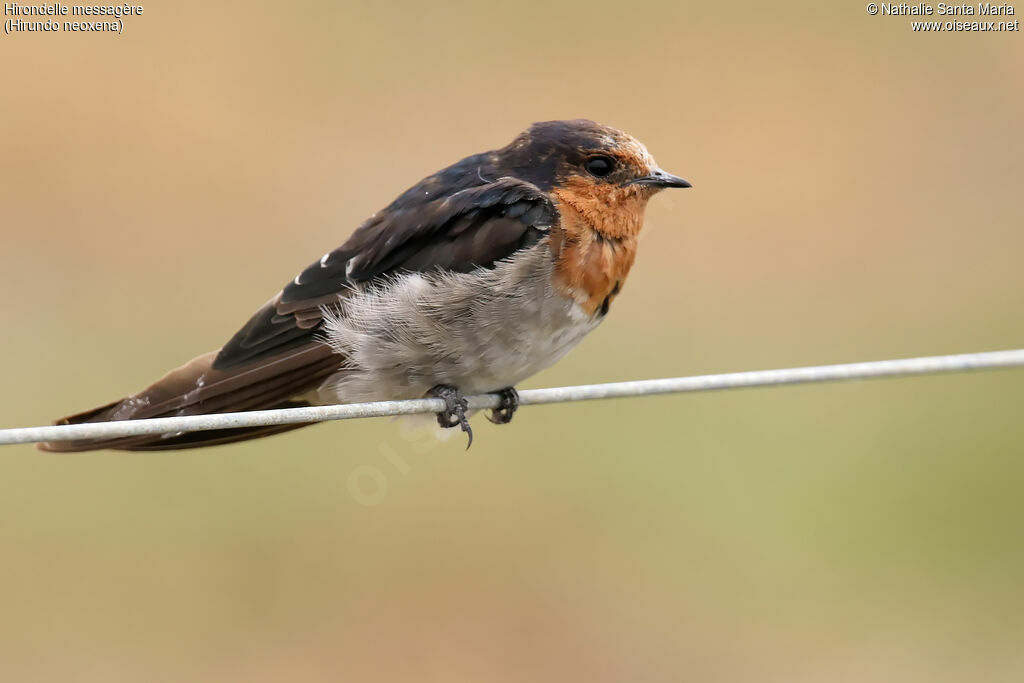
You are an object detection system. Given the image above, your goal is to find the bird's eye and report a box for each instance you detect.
[584,155,616,178]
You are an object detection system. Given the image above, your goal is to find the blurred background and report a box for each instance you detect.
[2,1,1023,680]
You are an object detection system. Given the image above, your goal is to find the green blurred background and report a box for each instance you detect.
[2,1,1024,680]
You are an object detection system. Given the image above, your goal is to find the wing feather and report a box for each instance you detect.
[46,172,559,451]
[214,176,556,370]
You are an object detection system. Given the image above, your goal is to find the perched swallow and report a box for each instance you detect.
[41,119,690,451]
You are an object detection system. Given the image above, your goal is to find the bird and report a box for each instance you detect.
[40,119,690,451]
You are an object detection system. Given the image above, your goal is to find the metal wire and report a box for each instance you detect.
[2,349,1022,447]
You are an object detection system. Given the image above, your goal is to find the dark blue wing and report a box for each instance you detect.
[213,176,557,370]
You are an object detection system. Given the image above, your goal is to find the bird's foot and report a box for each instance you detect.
[486,387,520,425]
[428,384,473,449]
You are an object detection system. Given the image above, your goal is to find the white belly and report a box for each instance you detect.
[314,241,601,404]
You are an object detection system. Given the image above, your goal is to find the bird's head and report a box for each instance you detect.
[498,119,690,238]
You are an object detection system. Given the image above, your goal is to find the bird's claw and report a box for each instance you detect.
[487,387,520,425]
[428,384,473,448]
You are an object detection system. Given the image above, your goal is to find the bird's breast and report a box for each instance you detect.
[550,191,641,317]
[315,239,602,403]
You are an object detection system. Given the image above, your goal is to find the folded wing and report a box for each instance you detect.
[42,176,558,451]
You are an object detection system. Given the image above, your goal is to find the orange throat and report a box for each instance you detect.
[550,179,650,316]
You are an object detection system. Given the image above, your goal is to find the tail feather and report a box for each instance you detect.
[39,343,341,452]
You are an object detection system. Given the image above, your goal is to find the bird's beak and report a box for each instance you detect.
[625,168,692,189]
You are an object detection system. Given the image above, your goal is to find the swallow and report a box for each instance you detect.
[40,119,690,451]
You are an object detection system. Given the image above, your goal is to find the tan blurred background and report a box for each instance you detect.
[2,1,1024,680]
